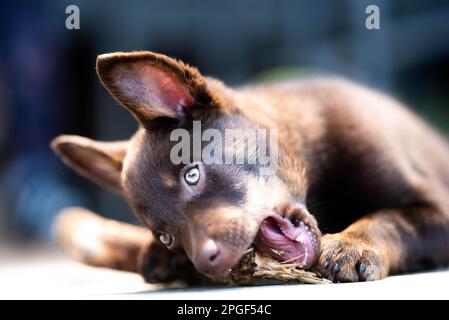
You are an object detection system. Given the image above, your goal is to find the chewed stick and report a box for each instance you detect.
[281,254,305,264]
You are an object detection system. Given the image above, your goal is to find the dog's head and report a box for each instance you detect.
[52,51,321,276]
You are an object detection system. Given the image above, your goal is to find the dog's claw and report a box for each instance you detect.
[332,263,340,273]
[358,262,366,274]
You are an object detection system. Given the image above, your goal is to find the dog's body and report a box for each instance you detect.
[52,51,449,283]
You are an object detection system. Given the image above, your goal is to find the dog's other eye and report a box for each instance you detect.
[159,233,173,247]
[184,166,200,185]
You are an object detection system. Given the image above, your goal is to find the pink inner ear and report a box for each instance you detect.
[132,63,195,116]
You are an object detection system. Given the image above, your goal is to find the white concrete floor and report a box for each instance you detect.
[1,246,448,299]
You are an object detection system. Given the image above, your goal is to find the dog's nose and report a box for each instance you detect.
[196,239,220,271]
[194,239,234,275]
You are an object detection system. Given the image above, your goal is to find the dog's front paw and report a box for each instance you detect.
[317,233,388,282]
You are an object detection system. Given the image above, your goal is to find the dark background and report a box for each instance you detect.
[0,0,448,241]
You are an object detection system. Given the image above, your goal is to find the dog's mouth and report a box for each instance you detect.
[253,214,319,269]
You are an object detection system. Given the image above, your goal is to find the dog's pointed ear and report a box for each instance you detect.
[51,135,128,193]
[96,51,221,124]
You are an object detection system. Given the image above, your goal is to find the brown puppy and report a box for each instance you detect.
[52,51,449,282]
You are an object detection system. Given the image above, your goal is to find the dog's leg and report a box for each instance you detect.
[54,207,204,284]
[54,207,149,272]
[317,203,449,282]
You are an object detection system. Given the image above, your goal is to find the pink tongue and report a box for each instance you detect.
[253,217,315,269]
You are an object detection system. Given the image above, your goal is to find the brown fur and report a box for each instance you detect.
[52,51,449,282]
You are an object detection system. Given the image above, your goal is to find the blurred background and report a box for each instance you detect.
[0,0,448,244]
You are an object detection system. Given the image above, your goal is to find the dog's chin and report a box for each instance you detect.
[201,256,244,279]
[203,269,233,279]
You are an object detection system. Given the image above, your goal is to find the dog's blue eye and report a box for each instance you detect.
[184,166,200,185]
[159,233,173,246]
